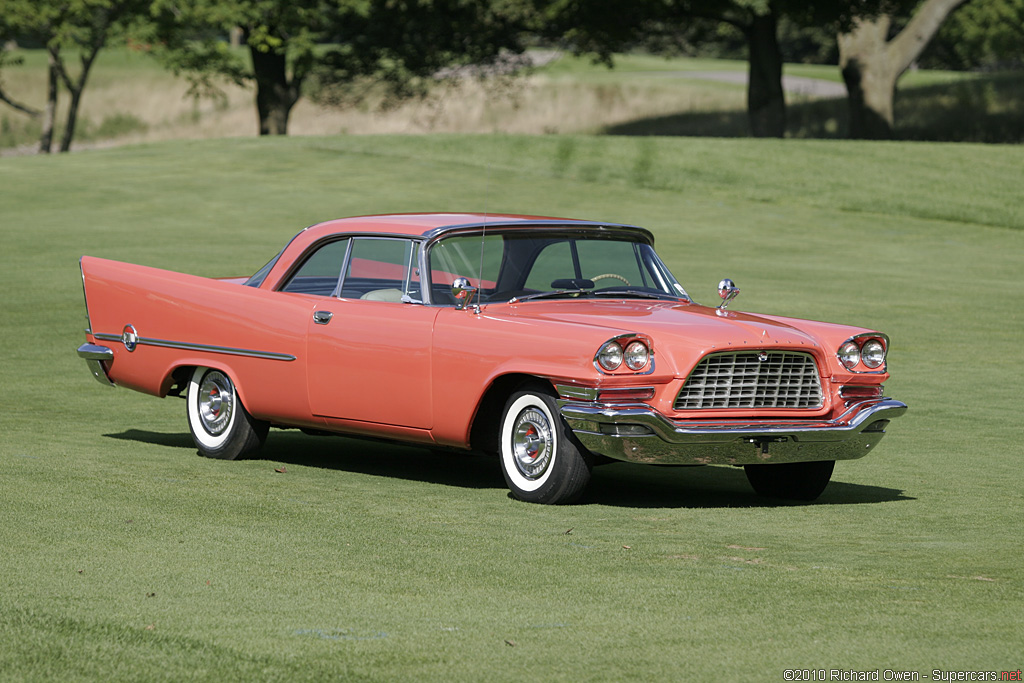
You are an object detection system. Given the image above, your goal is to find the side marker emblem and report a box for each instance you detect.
[122,324,138,352]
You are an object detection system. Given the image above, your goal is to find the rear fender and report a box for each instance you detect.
[79,255,313,424]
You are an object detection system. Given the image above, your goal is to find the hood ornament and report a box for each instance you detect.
[717,279,740,310]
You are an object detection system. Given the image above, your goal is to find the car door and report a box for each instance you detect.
[303,237,439,429]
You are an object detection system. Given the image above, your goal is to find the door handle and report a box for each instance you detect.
[313,310,333,325]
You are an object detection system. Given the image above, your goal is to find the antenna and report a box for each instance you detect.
[476,151,491,310]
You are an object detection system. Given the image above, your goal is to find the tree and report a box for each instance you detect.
[150,0,534,136]
[0,49,43,119]
[657,2,791,137]
[838,0,969,139]
[0,0,149,153]
[546,1,887,138]
[663,2,900,137]
[920,0,1024,69]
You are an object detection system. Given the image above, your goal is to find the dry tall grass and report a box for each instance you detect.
[1,50,751,153]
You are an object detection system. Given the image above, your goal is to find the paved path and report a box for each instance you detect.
[642,70,847,98]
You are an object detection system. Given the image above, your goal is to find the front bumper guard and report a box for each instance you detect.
[558,396,908,466]
[77,343,115,387]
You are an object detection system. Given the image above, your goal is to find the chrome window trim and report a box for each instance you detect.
[329,237,355,298]
[418,239,433,305]
[276,236,352,296]
[93,333,296,362]
[422,223,655,247]
[334,236,422,303]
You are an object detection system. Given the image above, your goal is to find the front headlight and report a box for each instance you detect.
[861,339,886,369]
[838,341,860,370]
[624,341,649,371]
[597,341,623,371]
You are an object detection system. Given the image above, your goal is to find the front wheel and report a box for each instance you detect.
[499,385,591,504]
[187,367,268,460]
[744,460,835,501]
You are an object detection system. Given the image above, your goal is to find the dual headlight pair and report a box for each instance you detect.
[596,338,651,373]
[837,336,887,371]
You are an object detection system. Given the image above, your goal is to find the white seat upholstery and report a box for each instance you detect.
[360,288,404,302]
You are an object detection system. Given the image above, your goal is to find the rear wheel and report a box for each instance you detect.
[187,367,268,460]
[744,460,835,501]
[499,385,591,504]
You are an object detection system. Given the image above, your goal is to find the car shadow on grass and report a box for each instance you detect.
[105,429,195,449]
[106,429,913,508]
[584,463,913,508]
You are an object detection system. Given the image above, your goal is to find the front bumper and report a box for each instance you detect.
[558,393,907,466]
[77,343,115,387]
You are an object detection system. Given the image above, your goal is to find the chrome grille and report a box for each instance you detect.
[674,351,822,410]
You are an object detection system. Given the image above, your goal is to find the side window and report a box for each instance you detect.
[340,238,420,303]
[280,239,350,296]
[427,234,503,304]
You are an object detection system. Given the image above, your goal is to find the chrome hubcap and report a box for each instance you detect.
[198,371,233,436]
[512,407,553,480]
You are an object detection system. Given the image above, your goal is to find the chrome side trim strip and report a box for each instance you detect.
[93,333,296,362]
[555,384,599,402]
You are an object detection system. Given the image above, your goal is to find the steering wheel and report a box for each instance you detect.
[590,273,630,286]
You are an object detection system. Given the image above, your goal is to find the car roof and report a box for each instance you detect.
[301,213,649,240]
[256,213,656,290]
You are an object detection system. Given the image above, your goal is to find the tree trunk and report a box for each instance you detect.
[838,17,896,139]
[838,0,968,139]
[57,45,102,152]
[250,46,299,136]
[59,85,84,153]
[38,49,59,154]
[745,10,786,138]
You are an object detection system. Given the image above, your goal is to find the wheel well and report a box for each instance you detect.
[469,374,553,454]
[165,366,194,397]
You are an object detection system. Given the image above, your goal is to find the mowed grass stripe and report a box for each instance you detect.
[0,135,1021,680]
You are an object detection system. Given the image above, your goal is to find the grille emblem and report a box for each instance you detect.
[758,351,769,362]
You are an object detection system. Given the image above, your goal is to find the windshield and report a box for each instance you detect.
[427,231,689,305]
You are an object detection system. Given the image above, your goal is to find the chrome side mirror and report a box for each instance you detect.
[717,278,740,309]
[451,277,478,311]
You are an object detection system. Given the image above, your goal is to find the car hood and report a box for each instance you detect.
[493,300,824,373]
[499,300,815,344]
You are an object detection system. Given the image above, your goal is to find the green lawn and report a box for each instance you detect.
[1,135,1022,680]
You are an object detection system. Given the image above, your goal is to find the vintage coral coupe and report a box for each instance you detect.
[77,213,906,504]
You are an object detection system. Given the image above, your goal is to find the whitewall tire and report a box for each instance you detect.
[186,366,268,460]
[499,385,591,504]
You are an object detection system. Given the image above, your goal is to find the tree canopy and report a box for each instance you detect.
[0,0,150,152]
[148,0,535,135]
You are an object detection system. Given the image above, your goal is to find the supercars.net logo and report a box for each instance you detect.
[783,670,1022,682]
